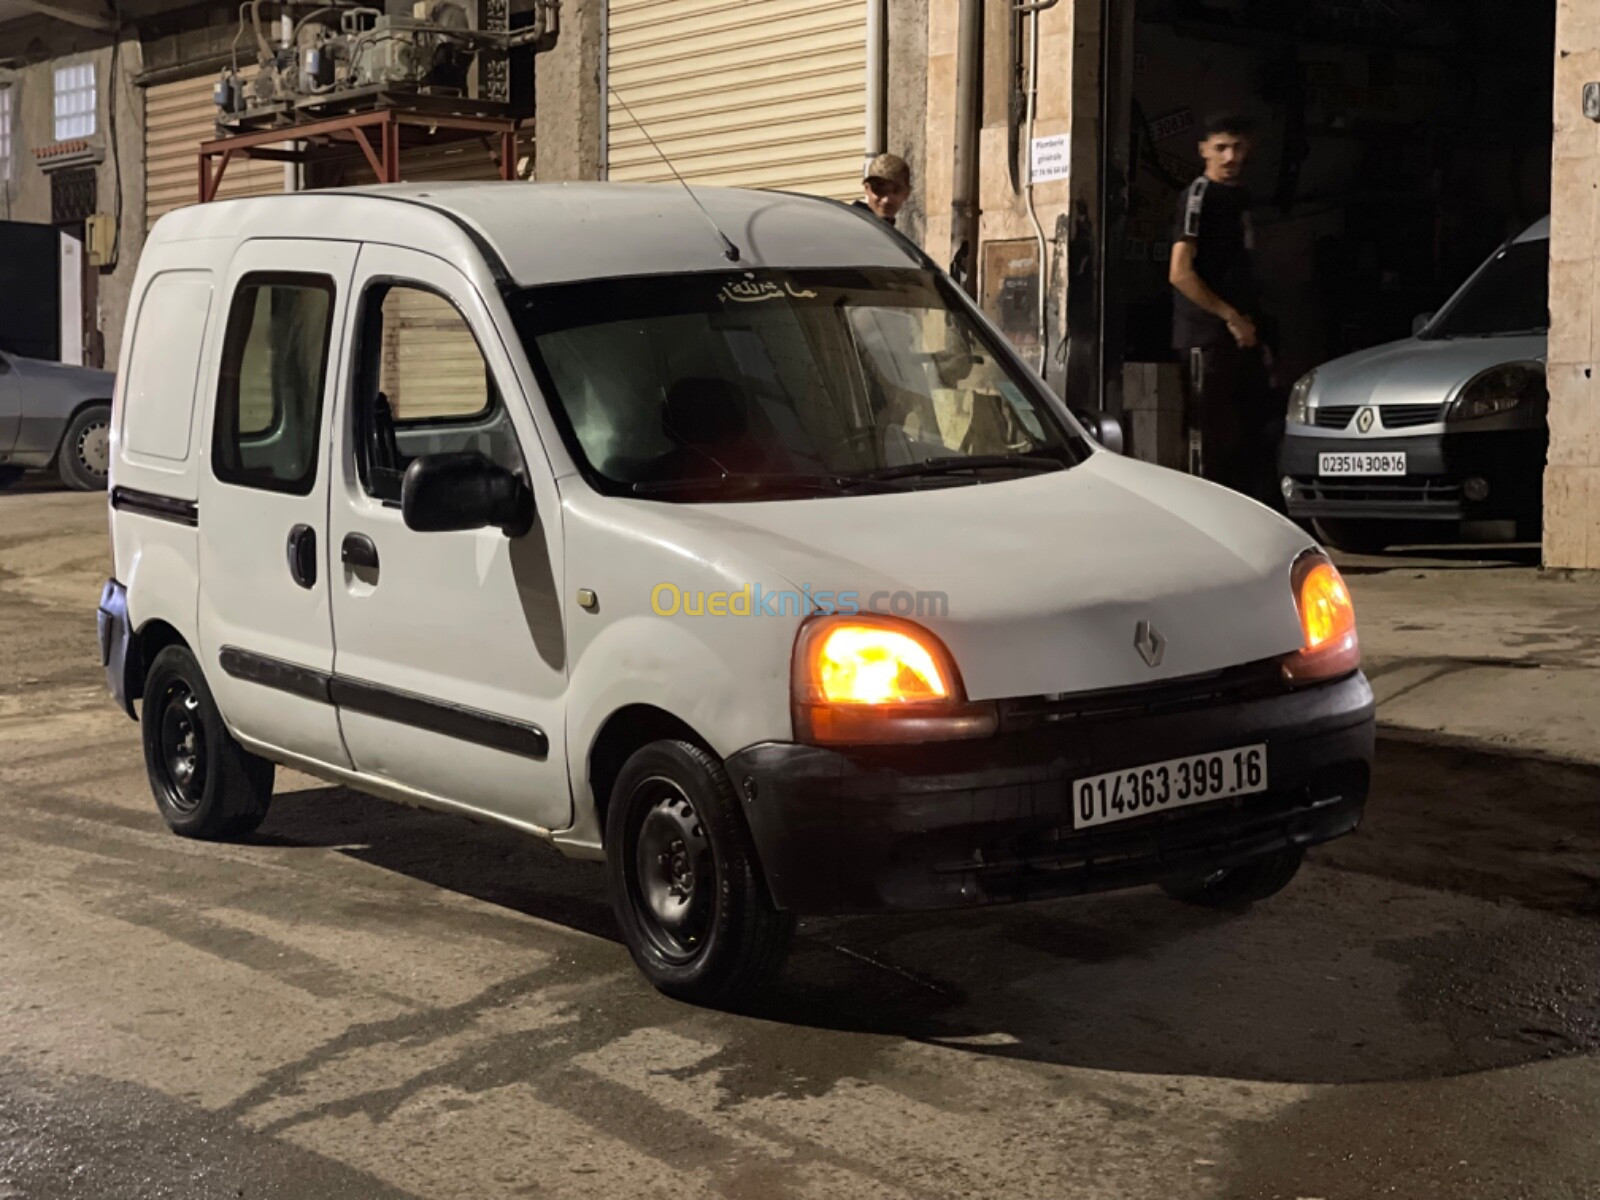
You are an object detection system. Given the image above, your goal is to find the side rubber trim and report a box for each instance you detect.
[110,487,199,527]
[218,646,548,760]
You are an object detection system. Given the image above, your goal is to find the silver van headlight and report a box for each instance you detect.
[1287,371,1316,425]
[1448,363,1546,422]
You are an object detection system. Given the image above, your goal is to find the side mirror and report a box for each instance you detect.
[1412,312,1435,336]
[401,452,534,537]
[1073,407,1125,455]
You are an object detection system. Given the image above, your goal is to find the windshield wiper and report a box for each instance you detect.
[852,453,1067,483]
[630,472,907,498]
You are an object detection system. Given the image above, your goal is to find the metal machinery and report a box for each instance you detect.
[198,0,556,201]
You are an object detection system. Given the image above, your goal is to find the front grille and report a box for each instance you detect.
[1314,406,1357,429]
[1381,403,1444,429]
[998,659,1287,733]
[1288,477,1462,510]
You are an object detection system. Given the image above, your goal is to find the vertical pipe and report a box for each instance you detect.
[864,0,887,162]
[1097,0,1135,416]
[1019,0,1059,375]
[950,0,982,296]
[599,0,610,179]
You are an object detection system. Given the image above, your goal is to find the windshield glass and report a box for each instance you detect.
[1426,238,1550,339]
[511,268,1086,500]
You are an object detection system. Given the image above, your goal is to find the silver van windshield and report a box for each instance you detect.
[1425,239,1550,340]
[511,268,1085,501]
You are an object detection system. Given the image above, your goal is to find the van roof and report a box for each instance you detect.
[153,182,924,288]
[1514,216,1550,244]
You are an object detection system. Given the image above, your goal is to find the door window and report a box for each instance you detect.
[354,282,524,503]
[212,273,336,495]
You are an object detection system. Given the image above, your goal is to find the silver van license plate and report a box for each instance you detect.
[1073,745,1268,829]
[1319,452,1406,477]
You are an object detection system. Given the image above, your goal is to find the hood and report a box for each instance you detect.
[639,454,1315,701]
[1313,334,1546,409]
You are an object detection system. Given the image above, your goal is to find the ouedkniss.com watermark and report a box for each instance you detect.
[650,583,949,619]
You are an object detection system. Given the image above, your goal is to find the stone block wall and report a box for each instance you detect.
[1546,0,1600,567]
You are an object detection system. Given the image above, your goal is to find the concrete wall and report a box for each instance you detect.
[1545,0,1600,568]
[885,0,928,245]
[921,0,1095,396]
[535,0,602,182]
[0,18,145,367]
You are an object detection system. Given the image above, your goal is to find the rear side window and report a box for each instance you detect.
[122,272,214,461]
[212,273,335,495]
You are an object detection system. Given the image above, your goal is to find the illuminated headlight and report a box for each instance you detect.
[1448,363,1546,422]
[1287,371,1316,425]
[792,616,998,745]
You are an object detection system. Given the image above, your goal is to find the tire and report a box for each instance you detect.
[605,739,794,1005]
[1312,518,1393,556]
[1161,847,1305,909]
[141,645,274,840]
[0,466,24,491]
[57,403,112,491]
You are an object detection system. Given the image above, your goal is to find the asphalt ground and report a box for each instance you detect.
[3,486,1598,1199]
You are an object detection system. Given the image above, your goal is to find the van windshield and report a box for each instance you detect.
[510,267,1086,501]
[1425,238,1550,340]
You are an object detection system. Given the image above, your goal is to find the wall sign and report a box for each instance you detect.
[1029,134,1070,184]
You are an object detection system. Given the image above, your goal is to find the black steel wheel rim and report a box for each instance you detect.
[628,776,716,965]
[156,681,207,812]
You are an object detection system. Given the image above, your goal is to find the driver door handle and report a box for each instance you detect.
[286,524,317,589]
[341,532,380,573]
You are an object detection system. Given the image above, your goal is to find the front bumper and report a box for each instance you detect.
[727,669,1374,915]
[97,578,137,719]
[1280,428,1546,522]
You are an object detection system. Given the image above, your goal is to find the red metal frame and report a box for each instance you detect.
[198,108,520,202]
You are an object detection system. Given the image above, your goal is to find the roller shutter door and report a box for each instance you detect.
[379,287,491,423]
[606,0,866,200]
[145,70,284,229]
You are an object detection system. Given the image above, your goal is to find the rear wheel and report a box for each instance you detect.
[141,645,274,840]
[1312,518,1393,556]
[606,739,794,1005]
[1161,847,1305,909]
[57,403,112,491]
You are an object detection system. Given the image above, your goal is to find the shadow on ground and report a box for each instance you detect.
[250,734,1600,1092]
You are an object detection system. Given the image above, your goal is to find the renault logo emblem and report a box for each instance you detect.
[1356,407,1376,434]
[1135,620,1166,669]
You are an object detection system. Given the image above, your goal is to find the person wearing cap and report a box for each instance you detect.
[855,153,911,226]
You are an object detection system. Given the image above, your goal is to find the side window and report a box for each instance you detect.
[212,273,335,495]
[355,282,524,503]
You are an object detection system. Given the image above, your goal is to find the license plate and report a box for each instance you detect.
[1072,745,1268,829]
[1319,452,1406,477]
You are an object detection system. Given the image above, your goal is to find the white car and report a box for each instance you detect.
[99,184,1374,1003]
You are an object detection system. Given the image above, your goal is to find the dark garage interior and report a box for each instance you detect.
[1120,0,1556,385]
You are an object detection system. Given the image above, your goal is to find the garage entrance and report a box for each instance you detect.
[1104,0,1556,532]
[1117,0,1555,383]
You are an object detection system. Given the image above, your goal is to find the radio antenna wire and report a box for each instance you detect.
[608,84,742,263]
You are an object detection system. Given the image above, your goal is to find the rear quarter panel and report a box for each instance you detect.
[109,239,226,655]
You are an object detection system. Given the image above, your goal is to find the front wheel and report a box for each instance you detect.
[141,645,274,840]
[606,740,794,1005]
[1161,847,1305,909]
[58,403,112,491]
